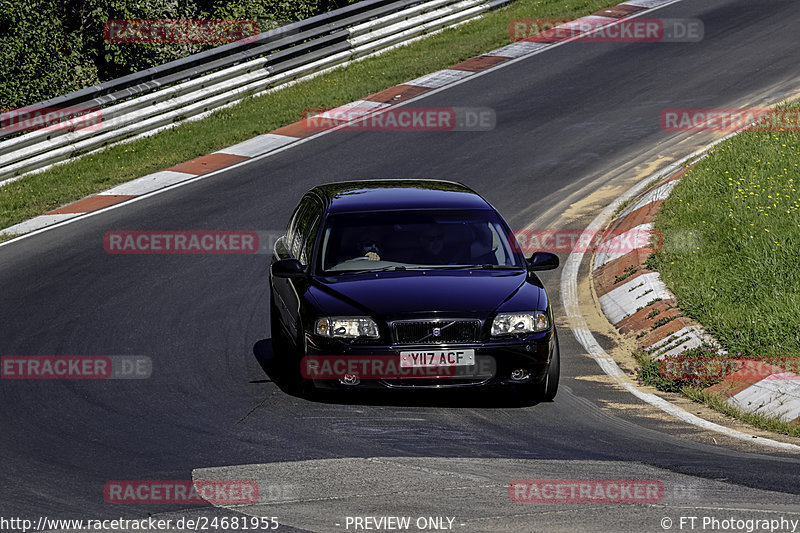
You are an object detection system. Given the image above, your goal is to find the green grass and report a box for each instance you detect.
[633,348,722,393]
[648,109,800,359]
[0,0,621,235]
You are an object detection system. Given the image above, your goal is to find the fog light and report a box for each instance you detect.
[510,369,530,381]
[340,374,361,386]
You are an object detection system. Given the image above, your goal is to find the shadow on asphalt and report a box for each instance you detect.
[253,338,548,409]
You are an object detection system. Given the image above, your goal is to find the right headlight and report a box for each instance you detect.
[491,311,549,336]
[315,317,380,339]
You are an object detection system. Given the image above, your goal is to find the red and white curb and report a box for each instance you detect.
[705,363,800,424]
[2,0,676,239]
[562,148,800,451]
[592,170,720,360]
[591,165,800,426]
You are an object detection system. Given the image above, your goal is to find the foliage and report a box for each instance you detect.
[0,0,358,108]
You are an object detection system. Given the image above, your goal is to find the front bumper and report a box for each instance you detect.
[302,330,556,389]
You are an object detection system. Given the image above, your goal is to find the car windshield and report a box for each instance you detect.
[318,210,523,273]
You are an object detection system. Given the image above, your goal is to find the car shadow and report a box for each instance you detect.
[307,387,544,408]
[252,338,295,394]
[252,338,544,408]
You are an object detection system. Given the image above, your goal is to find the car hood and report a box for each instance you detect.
[308,270,541,318]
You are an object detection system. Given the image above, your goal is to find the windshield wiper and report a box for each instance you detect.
[333,265,408,274]
[425,264,521,270]
[329,264,521,274]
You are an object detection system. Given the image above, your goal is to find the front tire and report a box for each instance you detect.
[512,329,560,404]
[536,331,560,401]
[270,296,314,397]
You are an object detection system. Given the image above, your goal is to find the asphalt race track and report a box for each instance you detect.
[2,1,800,531]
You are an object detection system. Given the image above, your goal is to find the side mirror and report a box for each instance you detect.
[271,258,308,279]
[527,251,559,271]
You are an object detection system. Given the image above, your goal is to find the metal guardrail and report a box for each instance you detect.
[0,0,512,185]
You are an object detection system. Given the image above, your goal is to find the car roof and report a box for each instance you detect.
[309,179,494,214]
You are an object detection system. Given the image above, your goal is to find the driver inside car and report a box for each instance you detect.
[354,230,384,261]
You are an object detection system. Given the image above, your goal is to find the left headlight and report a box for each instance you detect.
[491,311,549,336]
[315,317,380,339]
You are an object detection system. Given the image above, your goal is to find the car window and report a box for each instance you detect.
[318,210,522,272]
[286,196,313,259]
[298,200,323,266]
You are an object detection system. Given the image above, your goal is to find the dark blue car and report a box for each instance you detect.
[269,179,560,400]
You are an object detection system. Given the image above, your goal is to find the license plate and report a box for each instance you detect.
[399,349,476,368]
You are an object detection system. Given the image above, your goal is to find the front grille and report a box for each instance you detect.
[392,320,481,345]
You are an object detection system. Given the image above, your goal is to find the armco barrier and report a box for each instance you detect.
[0,0,511,186]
